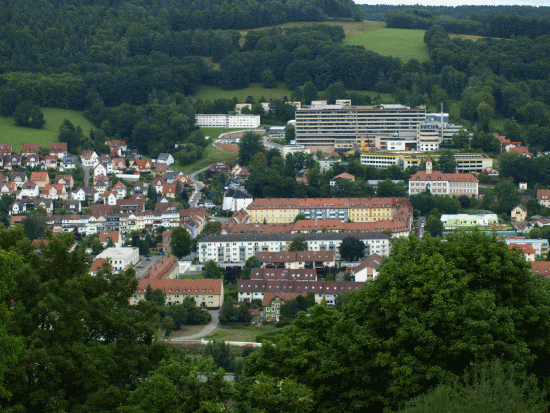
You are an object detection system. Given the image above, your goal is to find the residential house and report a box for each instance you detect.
[54,174,74,189]
[130,278,224,308]
[117,194,145,212]
[132,182,146,194]
[81,150,99,167]
[207,162,230,176]
[9,200,26,215]
[351,254,383,282]
[230,164,251,180]
[509,244,536,261]
[157,153,175,165]
[18,181,39,199]
[223,186,253,212]
[7,154,21,170]
[0,143,12,156]
[43,155,58,169]
[98,155,114,174]
[33,198,53,214]
[531,261,550,277]
[0,183,16,195]
[112,157,126,171]
[67,199,81,213]
[162,184,177,199]
[151,162,172,176]
[43,184,67,200]
[112,181,127,199]
[537,189,550,208]
[94,178,109,195]
[330,172,355,186]
[94,163,108,177]
[511,204,528,223]
[96,247,139,273]
[30,171,49,189]
[61,156,76,171]
[98,230,122,248]
[72,187,99,203]
[11,172,28,189]
[263,293,304,322]
[105,139,127,152]
[257,251,336,270]
[50,142,68,159]
[133,158,152,172]
[152,177,167,194]
[103,190,118,206]
[21,143,39,157]
[0,173,7,184]
[26,154,41,168]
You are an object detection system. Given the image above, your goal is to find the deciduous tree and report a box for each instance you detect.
[338,236,365,261]
[170,227,191,259]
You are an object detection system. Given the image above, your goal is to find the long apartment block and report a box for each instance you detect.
[198,232,390,263]
[294,104,426,149]
[245,197,413,224]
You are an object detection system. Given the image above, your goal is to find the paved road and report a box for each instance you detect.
[189,167,209,208]
[170,310,219,341]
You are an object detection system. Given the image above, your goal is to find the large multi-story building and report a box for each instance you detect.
[245,197,412,224]
[198,232,390,263]
[95,247,140,273]
[360,152,493,173]
[195,114,260,128]
[294,104,426,150]
[408,158,479,197]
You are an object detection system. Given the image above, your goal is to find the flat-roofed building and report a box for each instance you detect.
[361,152,493,173]
[295,104,426,150]
[195,114,260,128]
[96,247,139,273]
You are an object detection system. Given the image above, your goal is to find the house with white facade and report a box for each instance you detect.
[223,187,253,212]
[95,247,139,273]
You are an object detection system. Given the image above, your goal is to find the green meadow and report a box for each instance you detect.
[344,28,430,63]
[192,83,293,102]
[0,108,94,152]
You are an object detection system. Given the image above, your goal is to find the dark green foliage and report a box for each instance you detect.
[203,259,223,279]
[410,193,461,216]
[202,221,222,235]
[21,208,48,241]
[12,101,45,129]
[338,236,365,261]
[203,340,234,372]
[425,214,443,237]
[219,297,252,324]
[170,227,191,259]
[58,120,83,154]
[144,284,166,306]
[288,236,307,252]
[278,293,315,325]
[158,297,211,330]
[399,360,548,413]
[241,256,261,280]
[238,132,264,166]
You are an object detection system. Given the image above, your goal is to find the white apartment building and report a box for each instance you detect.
[294,104,426,150]
[198,232,390,263]
[96,247,139,273]
[195,114,260,128]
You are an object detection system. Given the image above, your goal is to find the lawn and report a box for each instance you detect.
[172,144,239,174]
[205,325,277,342]
[237,20,386,40]
[0,108,94,152]
[180,273,205,280]
[344,28,430,63]
[192,83,293,102]
[168,324,206,338]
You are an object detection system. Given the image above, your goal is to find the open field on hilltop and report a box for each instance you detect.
[449,33,486,41]
[198,127,244,140]
[172,144,239,174]
[238,20,385,39]
[344,28,430,62]
[0,108,94,152]
[192,83,293,101]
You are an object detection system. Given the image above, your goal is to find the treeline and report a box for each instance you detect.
[385,8,550,39]
[360,4,550,22]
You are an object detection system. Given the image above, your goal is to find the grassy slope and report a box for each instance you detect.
[172,145,239,174]
[344,28,430,63]
[0,108,94,152]
[192,83,293,101]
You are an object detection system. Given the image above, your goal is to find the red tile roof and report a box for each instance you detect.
[508,244,536,254]
[409,170,478,183]
[256,251,335,263]
[22,143,40,154]
[135,278,223,295]
[531,261,550,276]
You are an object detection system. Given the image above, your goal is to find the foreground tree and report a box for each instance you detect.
[238,132,264,166]
[245,230,550,412]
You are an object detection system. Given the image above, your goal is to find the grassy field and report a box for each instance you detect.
[180,273,205,280]
[344,28,430,63]
[172,144,239,174]
[238,20,385,39]
[205,325,277,342]
[0,108,94,152]
[192,83,293,101]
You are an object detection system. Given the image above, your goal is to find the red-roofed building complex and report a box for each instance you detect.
[408,157,478,197]
[131,278,224,307]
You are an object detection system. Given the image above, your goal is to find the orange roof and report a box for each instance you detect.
[531,261,550,276]
[508,244,536,254]
[409,170,478,183]
[262,293,305,307]
[22,143,40,153]
[90,258,109,273]
[30,172,49,182]
[331,172,355,181]
[49,142,67,152]
[135,278,223,295]
[98,230,120,244]
[537,189,550,200]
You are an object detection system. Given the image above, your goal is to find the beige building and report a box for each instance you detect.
[246,197,413,224]
[257,251,335,270]
[537,189,550,208]
[511,204,527,223]
[408,158,479,197]
[132,278,224,308]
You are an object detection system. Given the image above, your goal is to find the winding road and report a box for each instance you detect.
[170,310,219,341]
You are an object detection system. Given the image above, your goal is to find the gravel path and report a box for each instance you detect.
[170,310,219,341]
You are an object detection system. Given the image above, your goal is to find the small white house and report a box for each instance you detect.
[222,187,253,212]
[157,153,175,166]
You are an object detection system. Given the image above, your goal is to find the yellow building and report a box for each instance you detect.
[132,278,224,308]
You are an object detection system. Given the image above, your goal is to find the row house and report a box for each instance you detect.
[6,154,21,170]
[50,143,68,159]
[199,232,390,263]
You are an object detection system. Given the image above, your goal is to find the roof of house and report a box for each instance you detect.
[531,261,550,276]
[98,230,120,244]
[224,187,252,199]
[30,172,49,182]
[158,153,172,161]
[142,254,178,280]
[0,143,12,153]
[352,254,383,274]
[515,204,527,212]
[262,293,305,306]
[250,268,317,281]
[257,251,335,263]
[90,258,108,273]
[331,172,355,181]
[508,244,536,254]
[537,189,550,200]
[201,231,389,244]
[135,278,223,295]
[112,181,126,190]
[49,142,67,152]
[105,139,126,148]
[21,143,40,153]
[508,146,533,157]
[409,170,479,183]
